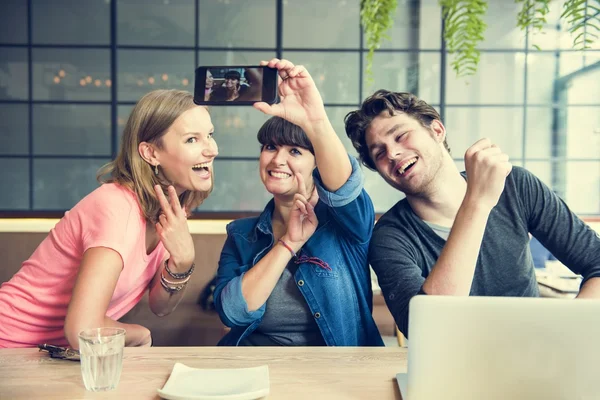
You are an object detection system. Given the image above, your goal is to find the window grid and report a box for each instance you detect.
[0,0,598,215]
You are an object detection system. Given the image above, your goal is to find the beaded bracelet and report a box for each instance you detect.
[164,258,195,280]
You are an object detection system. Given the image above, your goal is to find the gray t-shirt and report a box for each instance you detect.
[240,261,325,346]
[369,166,600,337]
[423,221,451,240]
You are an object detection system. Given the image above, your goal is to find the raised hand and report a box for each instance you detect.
[283,173,319,246]
[154,185,195,270]
[464,139,512,211]
[253,58,327,128]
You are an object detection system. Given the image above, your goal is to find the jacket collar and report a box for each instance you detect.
[253,198,275,240]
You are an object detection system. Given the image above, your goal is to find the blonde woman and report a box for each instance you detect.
[0,89,218,349]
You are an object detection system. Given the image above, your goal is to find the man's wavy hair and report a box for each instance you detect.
[344,90,450,170]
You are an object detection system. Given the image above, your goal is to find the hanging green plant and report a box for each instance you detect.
[561,0,600,49]
[516,0,552,50]
[360,0,398,83]
[439,0,488,78]
[360,0,599,80]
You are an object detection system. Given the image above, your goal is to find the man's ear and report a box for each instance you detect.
[138,141,159,166]
[430,119,446,144]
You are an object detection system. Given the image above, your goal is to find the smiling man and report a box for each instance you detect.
[345,90,600,337]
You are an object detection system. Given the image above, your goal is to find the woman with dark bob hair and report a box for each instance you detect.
[213,58,383,346]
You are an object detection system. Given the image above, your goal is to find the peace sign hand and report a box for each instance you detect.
[282,173,319,246]
[154,185,195,270]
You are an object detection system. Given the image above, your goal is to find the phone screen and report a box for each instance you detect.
[193,66,278,106]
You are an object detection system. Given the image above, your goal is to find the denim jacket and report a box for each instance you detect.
[214,155,384,346]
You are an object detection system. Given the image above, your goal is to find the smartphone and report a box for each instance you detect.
[194,65,278,106]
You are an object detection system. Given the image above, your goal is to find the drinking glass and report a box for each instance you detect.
[78,327,126,392]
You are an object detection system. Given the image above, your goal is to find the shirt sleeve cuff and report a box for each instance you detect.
[580,273,600,289]
[220,273,266,326]
[313,154,364,208]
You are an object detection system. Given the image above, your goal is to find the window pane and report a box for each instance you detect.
[564,107,600,159]
[283,0,359,49]
[525,107,554,159]
[558,52,600,78]
[565,161,599,214]
[32,0,110,45]
[0,159,29,210]
[527,53,556,105]
[199,0,276,48]
[527,161,600,215]
[445,53,525,105]
[117,105,134,145]
[208,107,269,158]
[444,107,524,158]
[479,2,525,49]
[197,50,276,66]
[199,160,272,212]
[362,52,440,104]
[33,158,107,210]
[117,49,194,102]
[118,0,195,46]
[565,65,600,105]
[33,105,111,156]
[380,0,441,50]
[0,47,28,100]
[32,48,111,101]
[325,106,357,155]
[0,104,28,155]
[0,0,27,44]
[282,51,359,104]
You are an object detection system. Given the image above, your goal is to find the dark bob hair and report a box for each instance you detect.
[257,116,314,155]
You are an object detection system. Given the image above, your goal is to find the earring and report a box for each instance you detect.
[154,164,159,176]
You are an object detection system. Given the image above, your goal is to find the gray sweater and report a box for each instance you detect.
[369,166,600,336]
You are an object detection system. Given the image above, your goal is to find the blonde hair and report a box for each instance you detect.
[97,89,212,222]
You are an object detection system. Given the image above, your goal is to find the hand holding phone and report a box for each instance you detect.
[193,66,278,106]
[252,58,328,129]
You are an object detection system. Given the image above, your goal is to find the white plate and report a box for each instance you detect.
[157,363,270,400]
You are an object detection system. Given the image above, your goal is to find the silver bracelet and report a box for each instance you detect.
[159,274,186,294]
[161,271,191,285]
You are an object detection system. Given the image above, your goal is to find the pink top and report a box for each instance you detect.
[0,183,166,348]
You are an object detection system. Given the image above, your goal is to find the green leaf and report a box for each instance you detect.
[361,0,399,84]
[440,0,488,78]
[516,0,551,49]
[562,0,600,50]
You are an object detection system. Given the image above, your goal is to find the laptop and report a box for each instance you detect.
[397,296,600,400]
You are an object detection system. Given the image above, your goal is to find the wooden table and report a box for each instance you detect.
[0,347,407,399]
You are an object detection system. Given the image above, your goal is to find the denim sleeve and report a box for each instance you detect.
[214,228,266,327]
[313,154,375,245]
